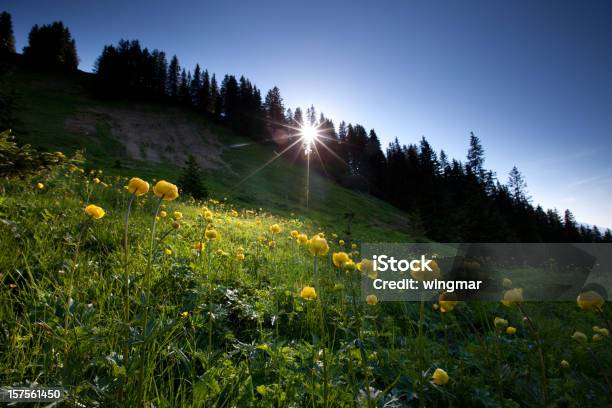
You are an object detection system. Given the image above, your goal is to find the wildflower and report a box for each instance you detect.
[344,260,357,272]
[290,230,299,239]
[308,235,329,257]
[431,368,449,385]
[494,317,508,328]
[576,290,605,311]
[351,243,357,250]
[153,180,179,201]
[332,252,350,268]
[205,229,218,240]
[339,239,345,246]
[438,292,458,313]
[84,204,106,219]
[194,242,204,252]
[173,211,183,221]
[165,248,172,256]
[270,224,281,234]
[231,210,239,217]
[366,294,378,305]
[127,177,149,196]
[159,210,167,218]
[593,326,609,336]
[593,334,603,342]
[506,326,517,335]
[432,303,439,311]
[560,360,570,369]
[300,286,317,300]
[501,288,523,307]
[571,331,587,343]
[297,234,308,245]
[357,259,377,279]
[411,260,441,281]
[37,182,44,190]
[93,177,100,184]
[332,233,338,239]
[181,311,189,319]
[268,240,276,249]
[236,252,245,262]
[172,221,181,230]
[204,211,214,221]
[502,278,513,289]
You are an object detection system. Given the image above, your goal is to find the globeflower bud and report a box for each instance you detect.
[153,180,179,201]
[84,204,106,219]
[127,177,150,196]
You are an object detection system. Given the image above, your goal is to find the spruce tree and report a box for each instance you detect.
[167,55,180,99]
[0,11,16,56]
[178,155,208,200]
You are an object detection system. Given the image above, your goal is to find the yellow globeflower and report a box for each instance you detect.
[593,326,609,337]
[494,317,508,328]
[127,177,149,196]
[593,334,603,342]
[165,248,172,256]
[300,286,317,300]
[343,259,356,272]
[236,252,245,262]
[37,182,44,190]
[93,177,100,184]
[366,294,378,305]
[159,210,167,218]
[332,252,350,268]
[411,260,441,281]
[290,230,299,239]
[501,288,523,307]
[438,292,458,313]
[308,235,329,257]
[297,234,308,245]
[576,290,605,311]
[173,211,183,221]
[194,242,204,252]
[560,360,570,369]
[153,180,179,201]
[431,368,449,385]
[571,331,587,343]
[506,326,517,335]
[84,204,106,219]
[339,239,345,246]
[502,278,513,289]
[205,229,218,240]
[231,210,239,217]
[351,243,357,250]
[270,224,281,234]
[268,240,276,249]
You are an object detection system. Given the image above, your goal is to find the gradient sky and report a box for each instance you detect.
[5,0,612,228]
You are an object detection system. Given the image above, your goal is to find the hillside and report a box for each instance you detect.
[9,68,416,241]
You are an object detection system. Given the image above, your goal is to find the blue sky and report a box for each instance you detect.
[5,0,612,228]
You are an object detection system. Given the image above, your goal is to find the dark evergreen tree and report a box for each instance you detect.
[23,21,78,71]
[0,11,16,56]
[199,69,211,113]
[467,132,485,181]
[167,55,180,99]
[178,155,208,200]
[508,166,530,204]
[190,64,202,105]
[264,86,285,128]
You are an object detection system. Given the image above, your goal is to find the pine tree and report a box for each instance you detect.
[23,21,78,71]
[199,69,211,113]
[167,55,180,99]
[467,132,485,181]
[508,166,529,204]
[0,11,16,55]
[211,74,222,119]
[190,64,202,105]
[178,155,208,199]
[264,86,285,128]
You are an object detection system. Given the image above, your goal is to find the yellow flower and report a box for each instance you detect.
[438,292,458,313]
[431,368,449,385]
[153,180,179,201]
[84,204,105,219]
[268,240,276,249]
[297,234,308,245]
[205,229,218,240]
[593,334,603,342]
[332,252,350,268]
[159,210,167,218]
[560,360,570,369]
[343,260,356,272]
[432,303,440,311]
[290,230,299,239]
[494,317,508,328]
[165,248,172,256]
[93,177,100,184]
[236,252,245,262]
[502,278,513,289]
[173,211,183,221]
[127,177,149,196]
[180,311,189,319]
[36,182,44,190]
[194,242,204,251]
[501,288,523,307]
[593,326,609,336]
[332,233,338,239]
[308,235,329,257]
[231,209,239,217]
[576,290,605,311]
[270,224,281,234]
[339,239,345,246]
[351,243,357,250]
[506,326,517,335]
[410,260,441,281]
[571,331,587,343]
[366,294,378,305]
[300,286,317,300]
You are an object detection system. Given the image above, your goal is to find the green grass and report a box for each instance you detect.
[0,166,610,407]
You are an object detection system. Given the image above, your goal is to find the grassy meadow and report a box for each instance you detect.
[0,70,610,407]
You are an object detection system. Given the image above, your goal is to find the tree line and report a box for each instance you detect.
[1,11,610,243]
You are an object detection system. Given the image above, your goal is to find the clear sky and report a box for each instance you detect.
[4,0,612,228]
